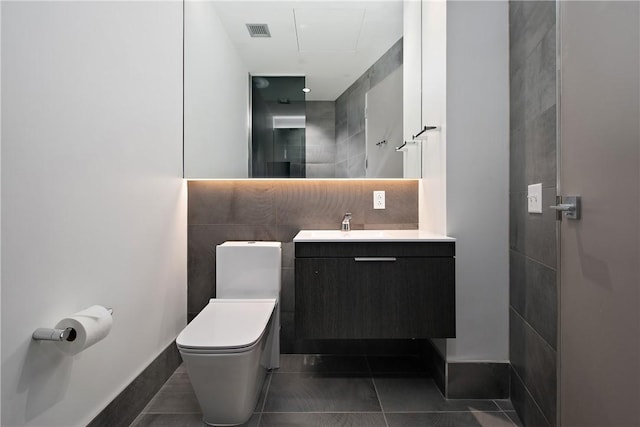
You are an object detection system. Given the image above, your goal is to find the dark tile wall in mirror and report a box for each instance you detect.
[187,179,419,352]
[335,38,402,178]
[509,1,557,426]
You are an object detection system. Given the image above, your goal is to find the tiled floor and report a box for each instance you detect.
[131,355,523,427]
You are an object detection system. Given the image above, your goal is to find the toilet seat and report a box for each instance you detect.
[176,299,276,354]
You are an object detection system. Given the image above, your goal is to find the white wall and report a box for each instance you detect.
[419,0,447,235]
[445,0,509,361]
[419,0,509,362]
[184,1,249,178]
[1,2,187,426]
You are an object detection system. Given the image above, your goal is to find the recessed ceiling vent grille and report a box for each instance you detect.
[246,24,271,38]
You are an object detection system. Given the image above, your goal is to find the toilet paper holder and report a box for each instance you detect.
[32,308,113,342]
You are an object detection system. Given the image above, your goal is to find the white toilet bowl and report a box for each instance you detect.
[176,241,281,426]
[177,299,276,426]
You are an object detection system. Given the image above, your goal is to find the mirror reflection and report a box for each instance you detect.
[184,1,409,179]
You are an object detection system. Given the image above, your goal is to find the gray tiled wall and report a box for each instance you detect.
[305,101,336,178]
[509,2,557,426]
[335,38,403,178]
[187,179,419,352]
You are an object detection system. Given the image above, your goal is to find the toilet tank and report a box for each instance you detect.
[216,241,281,299]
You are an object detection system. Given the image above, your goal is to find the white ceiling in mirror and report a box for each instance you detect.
[294,8,365,52]
[211,0,403,101]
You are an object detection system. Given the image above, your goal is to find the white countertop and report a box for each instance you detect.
[293,229,455,243]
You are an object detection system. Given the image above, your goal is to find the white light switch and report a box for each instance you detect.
[528,183,542,213]
[373,191,385,209]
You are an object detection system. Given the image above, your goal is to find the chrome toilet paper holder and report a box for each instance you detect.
[32,307,113,342]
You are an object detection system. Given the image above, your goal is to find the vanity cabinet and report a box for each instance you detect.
[295,241,455,339]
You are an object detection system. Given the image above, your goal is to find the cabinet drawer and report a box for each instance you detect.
[295,256,455,339]
[295,242,455,258]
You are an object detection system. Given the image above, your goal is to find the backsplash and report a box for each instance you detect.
[187,179,418,352]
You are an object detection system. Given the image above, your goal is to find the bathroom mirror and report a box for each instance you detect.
[184,0,418,179]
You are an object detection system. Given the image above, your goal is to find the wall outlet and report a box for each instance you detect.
[527,183,543,213]
[373,191,385,209]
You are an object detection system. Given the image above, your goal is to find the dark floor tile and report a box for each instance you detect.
[264,373,381,412]
[386,411,515,427]
[277,355,369,374]
[505,411,524,427]
[143,373,200,413]
[130,413,205,427]
[260,412,386,427]
[373,376,498,412]
[495,399,515,411]
[367,355,429,373]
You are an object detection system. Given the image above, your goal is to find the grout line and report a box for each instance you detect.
[370,380,389,427]
[492,399,518,427]
[365,355,389,427]
[259,373,273,413]
[510,307,557,353]
[510,366,553,427]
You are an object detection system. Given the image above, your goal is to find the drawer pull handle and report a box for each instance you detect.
[354,257,397,262]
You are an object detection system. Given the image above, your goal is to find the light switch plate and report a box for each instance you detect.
[528,183,542,213]
[373,191,385,209]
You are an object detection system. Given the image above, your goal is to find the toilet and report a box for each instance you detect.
[176,241,281,426]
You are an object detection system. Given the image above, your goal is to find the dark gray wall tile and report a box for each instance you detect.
[510,65,526,131]
[525,105,556,189]
[509,189,557,268]
[370,38,403,89]
[335,160,348,178]
[509,1,556,76]
[509,2,558,423]
[522,25,556,125]
[510,367,552,427]
[347,83,367,138]
[362,180,419,224]
[305,163,335,178]
[447,362,510,399]
[510,250,557,349]
[306,145,337,164]
[347,153,366,178]
[348,130,366,159]
[510,309,557,424]
[188,181,276,225]
[510,126,526,191]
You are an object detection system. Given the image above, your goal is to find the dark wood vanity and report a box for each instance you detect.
[294,231,456,339]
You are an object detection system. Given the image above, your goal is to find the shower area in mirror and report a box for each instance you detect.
[251,76,307,178]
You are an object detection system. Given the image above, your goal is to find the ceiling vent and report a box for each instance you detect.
[246,24,271,38]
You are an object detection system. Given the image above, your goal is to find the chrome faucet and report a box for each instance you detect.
[341,213,352,232]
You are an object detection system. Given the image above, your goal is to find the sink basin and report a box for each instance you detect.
[293,229,455,242]
[308,230,388,240]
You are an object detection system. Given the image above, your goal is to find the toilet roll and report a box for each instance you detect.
[55,305,113,355]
